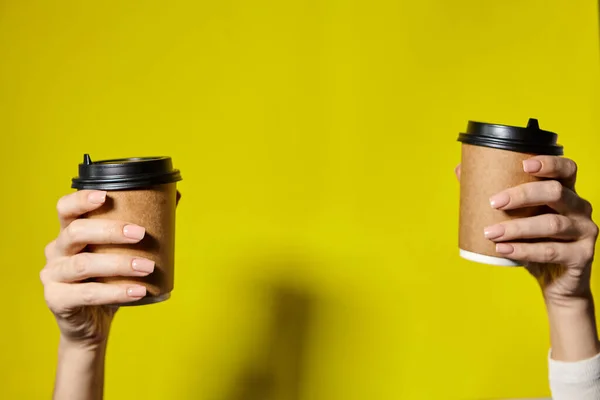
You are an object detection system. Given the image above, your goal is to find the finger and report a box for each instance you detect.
[44,282,147,311]
[57,190,107,230]
[522,156,577,190]
[484,214,580,242]
[489,180,587,215]
[455,164,461,181]
[42,253,155,283]
[494,241,580,265]
[51,219,145,258]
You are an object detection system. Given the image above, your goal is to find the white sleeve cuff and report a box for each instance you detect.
[549,349,600,399]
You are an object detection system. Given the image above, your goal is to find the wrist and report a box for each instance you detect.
[58,335,108,355]
[544,292,600,362]
[544,289,594,311]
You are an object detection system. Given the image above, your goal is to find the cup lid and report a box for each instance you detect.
[71,154,182,190]
[457,118,563,155]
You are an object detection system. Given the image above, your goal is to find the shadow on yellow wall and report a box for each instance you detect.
[219,279,313,400]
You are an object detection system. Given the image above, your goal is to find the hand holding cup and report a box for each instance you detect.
[41,190,152,346]
[456,150,598,302]
[41,154,182,346]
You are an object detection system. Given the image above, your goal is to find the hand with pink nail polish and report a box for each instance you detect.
[457,157,597,302]
[483,156,597,305]
[41,190,153,399]
[457,157,600,364]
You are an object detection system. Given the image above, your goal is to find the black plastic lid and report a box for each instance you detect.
[71,154,182,190]
[457,118,563,155]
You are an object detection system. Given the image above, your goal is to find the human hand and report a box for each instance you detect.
[41,190,154,348]
[456,156,599,306]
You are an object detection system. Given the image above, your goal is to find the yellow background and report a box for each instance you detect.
[1,1,599,399]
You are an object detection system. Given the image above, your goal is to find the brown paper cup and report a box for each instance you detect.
[459,144,544,266]
[457,119,563,266]
[85,184,178,305]
[71,154,182,305]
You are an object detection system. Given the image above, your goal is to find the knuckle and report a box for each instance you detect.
[550,156,561,172]
[39,267,50,285]
[80,286,97,305]
[44,241,56,261]
[43,283,60,310]
[568,159,578,177]
[583,200,594,217]
[55,196,67,217]
[71,253,90,278]
[64,219,85,242]
[547,181,564,202]
[589,221,599,239]
[64,222,78,241]
[542,245,559,263]
[513,185,528,203]
[547,215,564,235]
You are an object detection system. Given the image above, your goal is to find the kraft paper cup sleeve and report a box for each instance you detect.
[459,144,543,265]
[86,184,178,304]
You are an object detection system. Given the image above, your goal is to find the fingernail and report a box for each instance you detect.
[523,159,542,173]
[484,225,505,240]
[127,286,147,297]
[88,191,107,204]
[496,243,514,254]
[489,192,510,209]
[131,258,155,273]
[123,225,145,240]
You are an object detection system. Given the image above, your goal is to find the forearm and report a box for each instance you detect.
[546,294,600,362]
[53,337,107,400]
